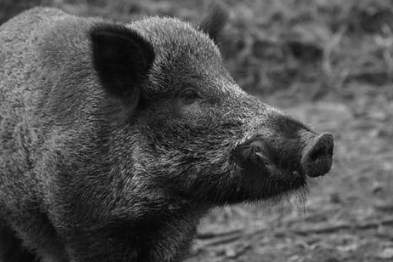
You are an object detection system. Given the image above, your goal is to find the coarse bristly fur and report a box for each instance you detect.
[0,5,328,262]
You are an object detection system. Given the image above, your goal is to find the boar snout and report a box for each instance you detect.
[301,133,334,177]
[231,131,334,180]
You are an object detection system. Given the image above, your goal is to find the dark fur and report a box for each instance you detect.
[0,6,321,262]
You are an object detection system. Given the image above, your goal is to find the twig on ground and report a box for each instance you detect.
[196,229,243,240]
[197,234,243,247]
[292,217,393,235]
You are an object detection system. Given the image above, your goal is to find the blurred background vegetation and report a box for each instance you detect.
[1,1,392,261]
[1,0,393,100]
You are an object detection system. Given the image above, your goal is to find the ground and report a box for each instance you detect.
[1,0,392,261]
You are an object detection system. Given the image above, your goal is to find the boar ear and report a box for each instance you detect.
[199,1,229,42]
[90,24,154,106]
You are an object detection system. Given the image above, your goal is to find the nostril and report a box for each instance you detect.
[302,133,334,177]
[308,136,333,162]
[327,142,334,156]
[309,146,325,162]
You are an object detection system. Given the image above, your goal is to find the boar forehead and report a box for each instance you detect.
[129,17,239,97]
[128,17,286,146]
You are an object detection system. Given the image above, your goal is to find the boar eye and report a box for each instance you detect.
[179,89,201,105]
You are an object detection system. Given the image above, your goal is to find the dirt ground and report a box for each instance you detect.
[1,0,393,261]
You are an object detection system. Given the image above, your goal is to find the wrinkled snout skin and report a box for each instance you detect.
[0,7,333,262]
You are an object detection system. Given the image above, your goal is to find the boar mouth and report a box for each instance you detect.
[234,156,308,200]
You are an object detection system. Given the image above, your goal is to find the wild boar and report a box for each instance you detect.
[0,6,333,262]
